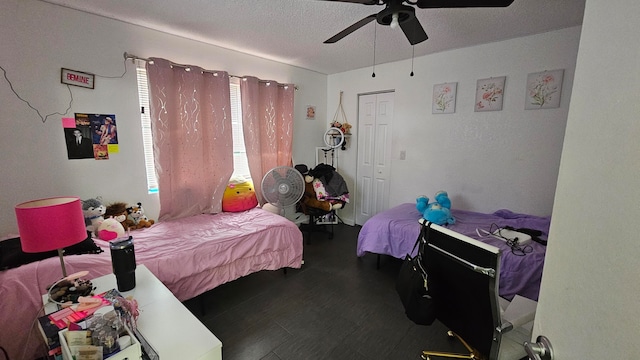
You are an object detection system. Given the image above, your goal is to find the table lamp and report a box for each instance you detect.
[15,196,87,278]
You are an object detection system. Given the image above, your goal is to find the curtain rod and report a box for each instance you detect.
[124,52,297,90]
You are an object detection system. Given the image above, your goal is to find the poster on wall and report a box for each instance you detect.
[87,114,118,145]
[432,82,457,114]
[63,117,93,160]
[474,76,506,112]
[525,69,564,109]
[62,113,118,160]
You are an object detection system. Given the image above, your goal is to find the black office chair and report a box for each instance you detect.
[420,222,536,360]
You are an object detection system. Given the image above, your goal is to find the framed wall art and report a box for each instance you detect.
[432,82,457,114]
[474,76,506,112]
[525,69,564,109]
[306,105,316,120]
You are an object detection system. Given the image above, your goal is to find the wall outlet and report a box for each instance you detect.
[400,150,406,160]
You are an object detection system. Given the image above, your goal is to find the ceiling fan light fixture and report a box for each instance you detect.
[390,13,399,29]
[324,0,515,45]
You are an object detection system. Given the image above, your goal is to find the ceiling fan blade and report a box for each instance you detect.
[415,0,514,8]
[399,16,428,45]
[324,14,377,43]
[320,0,378,4]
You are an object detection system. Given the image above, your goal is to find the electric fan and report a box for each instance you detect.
[261,166,305,220]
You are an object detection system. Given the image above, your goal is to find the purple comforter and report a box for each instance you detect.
[357,203,551,301]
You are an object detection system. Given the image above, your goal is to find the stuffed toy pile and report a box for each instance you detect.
[83,197,156,238]
[294,164,348,214]
[416,191,455,226]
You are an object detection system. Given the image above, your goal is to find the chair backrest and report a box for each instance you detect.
[422,223,503,359]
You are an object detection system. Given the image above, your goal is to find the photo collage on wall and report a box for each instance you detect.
[63,113,118,160]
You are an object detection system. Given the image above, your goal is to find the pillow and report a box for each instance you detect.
[222,176,258,212]
[0,231,103,271]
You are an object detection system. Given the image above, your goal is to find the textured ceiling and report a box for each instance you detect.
[40,0,586,75]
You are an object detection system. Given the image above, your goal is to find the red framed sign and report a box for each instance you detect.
[61,68,95,89]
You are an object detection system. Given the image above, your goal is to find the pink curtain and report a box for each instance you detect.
[146,58,233,221]
[240,76,295,203]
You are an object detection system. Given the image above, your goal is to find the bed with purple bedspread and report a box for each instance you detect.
[357,203,550,301]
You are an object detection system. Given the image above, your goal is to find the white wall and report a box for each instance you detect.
[0,0,581,235]
[0,0,327,235]
[328,27,581,225]
[534,0,640,357]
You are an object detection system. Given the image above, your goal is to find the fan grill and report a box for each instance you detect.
[261,166,305,208]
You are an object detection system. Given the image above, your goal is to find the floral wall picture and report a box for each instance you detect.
[306,105,316,120]
[432,82,457,114]
[475,76,506,112]
[525,69,564,109]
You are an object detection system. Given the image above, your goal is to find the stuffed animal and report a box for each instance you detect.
[416,192,455,226]
[434,191,451,209]
[82,197,106,235]
[416,196,430,214]
[296,163,344,213]
[302,174,342,212]
[222,175,258,212]
[97,217,126,241]
[104,202,134,231]
[127,202,155,229]
[423,203,455,226]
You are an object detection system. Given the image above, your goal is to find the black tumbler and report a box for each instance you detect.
[110,237,136,292]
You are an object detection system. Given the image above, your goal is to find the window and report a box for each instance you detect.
[136,62,158,194]
[229,78,251,179]
[136,64,250,194]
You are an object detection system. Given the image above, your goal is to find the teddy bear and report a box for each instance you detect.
[416,195,430,214]
[303,174,343,211]
[423,203,455,226]
[434,191,451,209]
[127,202,155,229]
[82,197,106,235]
[295,164,343,214]
[104,201,134,231]
[416,192,455,226]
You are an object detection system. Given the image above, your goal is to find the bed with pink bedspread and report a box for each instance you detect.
[0,207,303,360]
[357,203,550,302]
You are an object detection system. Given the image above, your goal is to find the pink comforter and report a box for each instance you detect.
[0,208,303,360]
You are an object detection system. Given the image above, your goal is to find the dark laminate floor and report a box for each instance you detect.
[183,223,470,360]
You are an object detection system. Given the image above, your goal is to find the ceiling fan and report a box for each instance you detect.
[323,0,515,45]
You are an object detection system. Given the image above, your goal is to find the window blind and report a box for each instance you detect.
[135,62,158,194]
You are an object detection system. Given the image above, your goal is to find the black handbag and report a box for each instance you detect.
[395,222,436,325]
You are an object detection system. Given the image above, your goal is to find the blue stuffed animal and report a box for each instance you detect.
[416,196,429,214]
[416,192,455,225]
[423,203,455,225]
[434,191,451,209]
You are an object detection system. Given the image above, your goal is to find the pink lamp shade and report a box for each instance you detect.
[15,197,87,253]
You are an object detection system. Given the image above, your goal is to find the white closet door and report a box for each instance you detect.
[355,92,394,225]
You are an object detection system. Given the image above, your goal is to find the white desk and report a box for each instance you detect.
[45,265,222,360]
